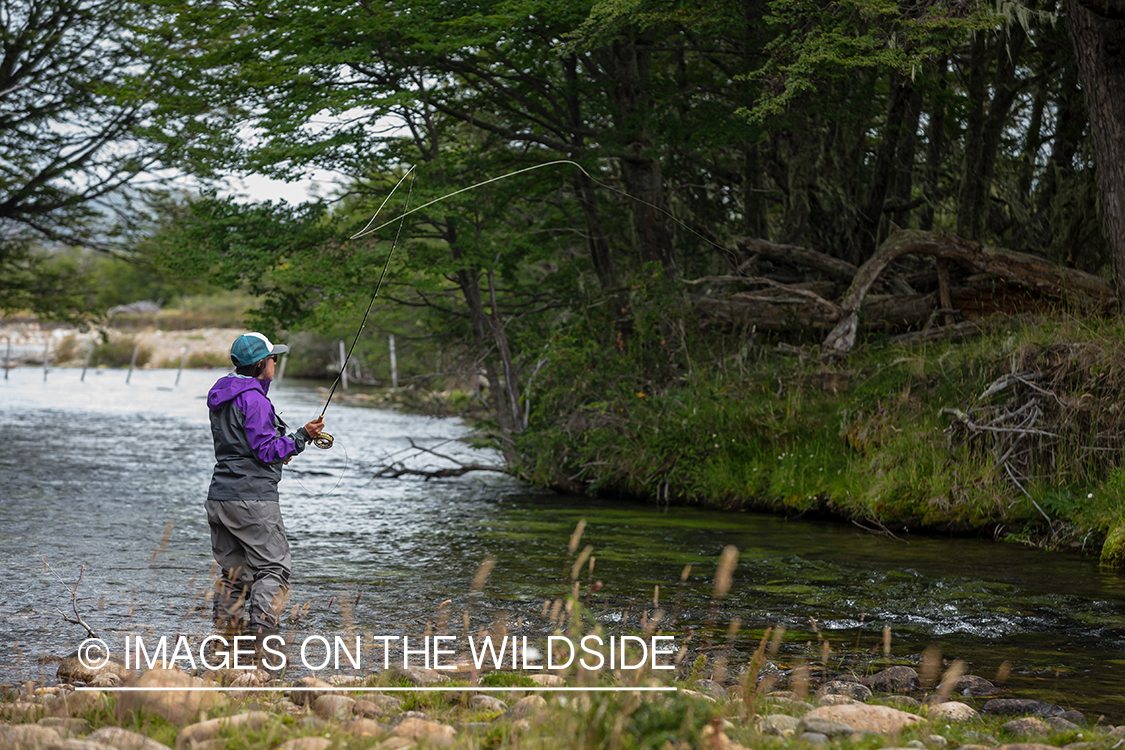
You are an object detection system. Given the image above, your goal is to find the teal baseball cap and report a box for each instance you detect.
[230,332,289,367]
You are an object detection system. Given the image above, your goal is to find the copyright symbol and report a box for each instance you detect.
[77,638,110,671]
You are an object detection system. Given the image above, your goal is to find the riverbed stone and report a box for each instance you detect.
[391,717,456,748]
[529,674,565,687]
[388,711,429,727]
[3,702,42,721]
[926,734,950,748]
[312,694,355,721]
[375,739,416,750]
[503,695,547,721]
[1046,715,1082,731]
[393,666,448,685]
[799,716,855,736]
[927,701,979,722]
[115,668,224,726]
[1001,717,1050,736]
[993,744,1060,750]
[881,696,923,708]
[1060,710,1085,725]
[56,649,132,685]
[803,703,924,734]
[175,711,270,750]
[815,680,873,702]
[88,727,173,750]
[46,741,118,750]
[964,731,1000,745]
[759,714,801,736]
[469,694,507,712]
[866,666,921,694]
[277,738,331,750]
[953,675,1001,696]
[46,689,102,718]
[800,732,830,744]
[37,716,90,736]
[345,718,385,738]
[817,694,855,706]
[0,723,62,748]
[353,695,403,718]
[984,699,1059,716]
[288,677,332,706]
[87,673,121,689]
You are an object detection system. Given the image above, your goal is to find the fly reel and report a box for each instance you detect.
[313,432,334,449]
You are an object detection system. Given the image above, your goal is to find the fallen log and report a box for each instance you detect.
[821,230,1115,359]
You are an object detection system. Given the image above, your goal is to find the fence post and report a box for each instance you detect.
[43,340,49,382]
[175,346,188,387]
[81,341,94,382]
[339,340,348,390]
[126,343,139,384]
[389,334,398,389]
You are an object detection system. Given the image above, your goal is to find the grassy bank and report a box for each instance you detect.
[516,296,1125,563]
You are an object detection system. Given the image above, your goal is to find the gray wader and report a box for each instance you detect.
[206,498,291,631]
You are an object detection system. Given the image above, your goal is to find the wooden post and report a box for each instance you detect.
[43,340,49,382]
[81,341,94,382]
[126,342,139,384]
[175,346,188,387]
[277,353,287,382]
[338,340,348,390]
[389,334,398,389]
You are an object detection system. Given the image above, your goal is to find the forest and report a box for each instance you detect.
[6,0,1125,551]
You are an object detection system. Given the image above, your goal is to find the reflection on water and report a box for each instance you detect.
[2,366,1125,718]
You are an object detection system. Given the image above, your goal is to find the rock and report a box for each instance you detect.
[983,698,1060,716]
[46,741,118,750]
[88,727,173,750]
[800,732,830,744]
[905,741,926,749]
[276,739,331,750]
[288,677,333,706]
[300,717,327,731]
[866,667,921,694]
[964,731,1000,745]
[993,745,1060,750]
[799,716,855,736]
[802,704,925,734]
[47,690,102,718]
[87,674,121,689]
[0,724,62,749]
[312,694,355,722]
[175,711,270,750]
[114,668,223,726]
[1045,716,1081,731]
[227,669,272,688]
[881,696,922,708]
[953,675,1001,696]
[327,674,362,686]
[678,689,717,704]
[815,680,873,702]
[57,648,132,685]
[529,674,565,687]
[3,702,42,721]
[353,695,403,718]
[927,702,979,722]
[388,711,429,727]
[376,739,416,750]
[759,714,801,736]
[503,695,547,721]
[1064,743,1098,750]
[954,745,993,750]
[391,717,456,748]
[1109,726,1125,737]
[1060,710,1085,725]
[926,734,950,748]
[817,694,855,706]
[345,718,385,738]
[1001,718,1050,736]
[393,666,448,686]
[36,717,90,736]
[469,695,507,712]
[695,679,727,700]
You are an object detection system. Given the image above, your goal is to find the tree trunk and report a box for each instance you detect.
[957,34,990,238]
[1065,0,1125,297]
[920,57,948,231]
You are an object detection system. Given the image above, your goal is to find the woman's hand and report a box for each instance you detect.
[304,417,325,439]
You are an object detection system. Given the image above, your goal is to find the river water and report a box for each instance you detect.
[2,367,1125,718]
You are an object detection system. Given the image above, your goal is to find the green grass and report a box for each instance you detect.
[517,311,1125,562]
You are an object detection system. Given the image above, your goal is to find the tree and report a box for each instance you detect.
[1064,0,1125,296]
[0,0,186,317]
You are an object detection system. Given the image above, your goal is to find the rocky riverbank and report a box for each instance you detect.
[2,653,1120,750]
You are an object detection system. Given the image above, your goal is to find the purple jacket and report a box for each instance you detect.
[206,374,309,501]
